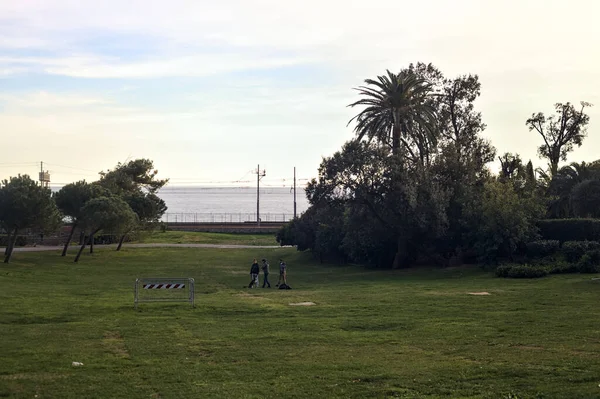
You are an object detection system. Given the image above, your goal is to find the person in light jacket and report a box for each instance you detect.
[276,259,287,287]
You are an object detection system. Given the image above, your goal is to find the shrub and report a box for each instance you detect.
[577,250,600,273]
[537,219,600,243]
[507,265,548,278]
[562,241,600,263]
[547,261,579,275]
[496,264,548,278]
[526,240,560,258]
[495,264,513,277]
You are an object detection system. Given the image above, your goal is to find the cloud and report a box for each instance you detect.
[2,0,599,79]
[1,0,600,184]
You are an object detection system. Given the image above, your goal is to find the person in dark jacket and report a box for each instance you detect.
[261,258,271,288]
[248,259,260,288]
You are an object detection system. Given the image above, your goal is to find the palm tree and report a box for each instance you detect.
[547,161,600,217]
[348,70,437,159]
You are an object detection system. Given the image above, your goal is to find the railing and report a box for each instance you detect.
[161,213,297,223]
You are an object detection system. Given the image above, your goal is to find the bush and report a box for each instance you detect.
[496,264,548,278]
[562,241,600,263]
[547,261,579,275]
[577,250,600,273]
[507,265,548,278]
[495,264,513,277]
[537,219,600,243]
[526,240,560,258]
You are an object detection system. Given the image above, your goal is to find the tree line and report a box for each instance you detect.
[0,159,167,263]
[278,63,599,268]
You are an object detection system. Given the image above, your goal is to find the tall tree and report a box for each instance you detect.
[498,153,524,181]
[54,181,106,256]
[74,197,137,263]
[98,159,168,195]
[98,159,168,248]
[116,192,167,251]
[305,140,449,268]
[348,70,438,158]
[415,64,495,260]
[0,175,61,263]
[526,102,592,177]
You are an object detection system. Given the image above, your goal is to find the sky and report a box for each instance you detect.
[1,0,599,187]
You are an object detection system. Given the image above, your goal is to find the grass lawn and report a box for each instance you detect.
[1,248,600,398]
[132,231,278,246]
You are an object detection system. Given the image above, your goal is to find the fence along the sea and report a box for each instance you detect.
[161,212,300,223]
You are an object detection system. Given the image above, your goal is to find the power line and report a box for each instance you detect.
[43,163,99,173]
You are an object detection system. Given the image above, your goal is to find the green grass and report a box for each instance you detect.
[1,248,600,398]
[133,230,279,246]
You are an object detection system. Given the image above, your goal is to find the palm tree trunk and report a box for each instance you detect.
[61,223,77,257]
[4,228,19,263]
[392,124,401,155]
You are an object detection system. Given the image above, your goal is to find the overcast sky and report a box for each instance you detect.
[1,0,599,187]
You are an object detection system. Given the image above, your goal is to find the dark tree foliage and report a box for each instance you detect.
[283,141,449,268]
[118,191,167,250]
[0,175,61,263]
[98,159,168,250]
[74,196,137,262]
[571,179,600,218]
[98,158,168,195]
[54,181,107,256]
[546,161,600,218]
[498,153,524,181]
[280,62,585,268]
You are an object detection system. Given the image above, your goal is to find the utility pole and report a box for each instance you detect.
[39,161,50,188]
[293,167,297,219]
[255,164,266,226]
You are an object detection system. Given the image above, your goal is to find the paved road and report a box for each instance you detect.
[6,243,288,252]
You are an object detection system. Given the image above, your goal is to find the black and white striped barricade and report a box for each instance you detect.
[134,277,195,309]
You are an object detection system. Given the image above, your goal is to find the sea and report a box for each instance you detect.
[156,186,309,223]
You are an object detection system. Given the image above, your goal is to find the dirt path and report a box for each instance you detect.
[6,243,288,252]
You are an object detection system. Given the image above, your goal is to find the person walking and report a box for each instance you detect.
[248,258,260,288]
[261,258,271,288]
[276,258,287,287]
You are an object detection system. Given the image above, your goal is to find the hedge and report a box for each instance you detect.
[562,241,600,263]
[537,219,600,242]
[548,261,579,275]
[496,264,548,278]
[526,240,560,258]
